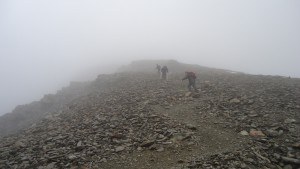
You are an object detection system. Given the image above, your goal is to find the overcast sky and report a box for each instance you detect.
[0,0,300,115]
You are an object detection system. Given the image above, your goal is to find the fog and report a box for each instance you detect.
[0,0,300,116]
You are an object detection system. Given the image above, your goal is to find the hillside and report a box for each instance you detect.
[0,81,92,137]
[0,60,299,169]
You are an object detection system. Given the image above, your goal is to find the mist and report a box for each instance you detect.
[0,0,300,115]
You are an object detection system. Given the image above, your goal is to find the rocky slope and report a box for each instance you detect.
[0,81,92,137]
[0,60,299,169]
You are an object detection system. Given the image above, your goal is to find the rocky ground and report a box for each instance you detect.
[0,81,92,137]
[0,69,299,169]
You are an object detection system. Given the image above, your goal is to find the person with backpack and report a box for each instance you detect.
[161,66,169,80]
[156,64,161,75]
[182,71,198,92]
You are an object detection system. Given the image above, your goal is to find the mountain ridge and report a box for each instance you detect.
[0,60,299,169]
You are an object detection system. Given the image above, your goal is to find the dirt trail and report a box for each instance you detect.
[101,97,248,169]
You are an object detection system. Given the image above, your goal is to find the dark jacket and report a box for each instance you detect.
[182,72,196,83]
[161,66,168,74]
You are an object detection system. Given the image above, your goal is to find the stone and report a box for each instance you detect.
[178,159,185,163]
[240,130,249,136]
[273,153,281,159]
[115,146,125,152]
[230,98,240,103]
[186,124,197,130]
[68,154,77,160]
[244,158,254,163]
[249,130,265,137]
[77,141,82,147]
[141,140,155,147]
[157,134,165,139]
[185,92,192,97]
[137,147,142,151]
[14,141,26,148]
[281,156,300,164]
[156,147,164,152]
[265,129,281,137]
[284,119,296,124]
[100,158,107,163]
[292,142,300,148]
[171,133,192,142]
[192,93,201,98]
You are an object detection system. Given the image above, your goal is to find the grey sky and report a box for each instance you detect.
[0,0,300,115]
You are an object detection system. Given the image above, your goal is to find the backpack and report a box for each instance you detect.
[187,72,196,78]
[161,66,168,73]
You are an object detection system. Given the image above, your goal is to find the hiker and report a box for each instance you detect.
[161,65,168,80]
[156,64,161,74]
[182,71,198,92]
